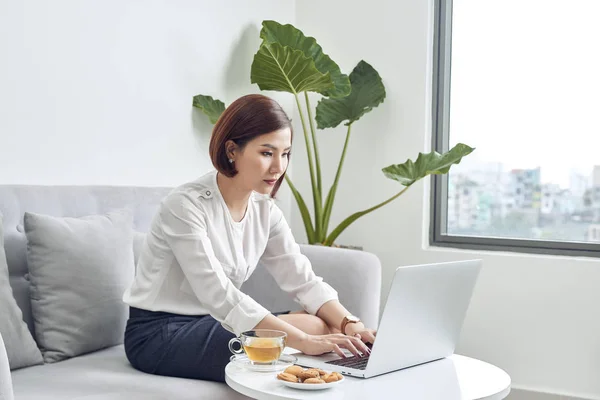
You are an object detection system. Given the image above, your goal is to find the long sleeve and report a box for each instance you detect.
[160,192,269,335]
[259,203,338,315]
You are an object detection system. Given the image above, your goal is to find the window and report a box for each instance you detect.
[431,0,600,257]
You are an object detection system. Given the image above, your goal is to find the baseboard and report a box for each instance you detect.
[509,388,594,400]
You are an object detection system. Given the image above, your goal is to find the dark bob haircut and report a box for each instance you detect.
[209,94,293,198]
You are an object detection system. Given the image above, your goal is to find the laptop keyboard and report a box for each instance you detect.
[325,354,370,370]
[325,342,373,370]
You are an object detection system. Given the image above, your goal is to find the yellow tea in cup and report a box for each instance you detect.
[242,337,283,363]
[229,330,287,365]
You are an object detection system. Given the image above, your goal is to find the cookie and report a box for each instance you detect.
[303,377,326,384]
[322,373,339,383]
[277,372,299,383]
[283,365,304,376]
[306,368,327,376]
[298,369,320,381]
[332,372,343,380]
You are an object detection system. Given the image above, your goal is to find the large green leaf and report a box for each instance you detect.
[323,143,475,246]
[192,94,226,124]
[258,21,350,98]
[382,143,475,186]
[251,42,333,94]
[315,60,386,129]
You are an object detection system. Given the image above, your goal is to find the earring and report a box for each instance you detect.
[228,158,234,164]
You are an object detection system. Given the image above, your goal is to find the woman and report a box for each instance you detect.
[123,94,377,382]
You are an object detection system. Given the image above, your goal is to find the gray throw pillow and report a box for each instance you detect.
[0,215,43,370]
[24,210,135,363]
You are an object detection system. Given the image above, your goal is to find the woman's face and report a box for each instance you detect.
[230,127,292,195]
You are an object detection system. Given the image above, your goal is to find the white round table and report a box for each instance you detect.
[225,354,511,400]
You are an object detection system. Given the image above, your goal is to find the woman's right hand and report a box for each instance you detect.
[298,333,371,359]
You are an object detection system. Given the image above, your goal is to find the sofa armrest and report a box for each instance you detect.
[299,245,381,330]
[0,333,14,400]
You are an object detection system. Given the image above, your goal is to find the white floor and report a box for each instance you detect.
[508,388,588,400]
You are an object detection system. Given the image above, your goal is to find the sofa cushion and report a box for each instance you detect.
[24,210,135,363]
[0,214,43,370]
[10,345,248,400]
[0,185,173,341]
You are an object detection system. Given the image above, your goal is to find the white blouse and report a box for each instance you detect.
[123,170,338,335]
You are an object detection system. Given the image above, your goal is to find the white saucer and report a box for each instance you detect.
[229,353,297,372]
[278,375,344,390]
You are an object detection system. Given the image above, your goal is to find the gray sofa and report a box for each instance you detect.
[0,185,381,400]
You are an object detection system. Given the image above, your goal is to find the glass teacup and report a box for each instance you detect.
[228,329,287,365]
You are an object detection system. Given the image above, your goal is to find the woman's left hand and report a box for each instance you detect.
[344,322,377,345]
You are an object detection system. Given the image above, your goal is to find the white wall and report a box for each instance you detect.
[0,0,295,191]
[294,1,600,398]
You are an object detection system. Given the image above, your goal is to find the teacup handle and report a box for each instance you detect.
[228,337,244,355]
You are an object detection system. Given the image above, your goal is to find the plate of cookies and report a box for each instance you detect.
[276,365,344,390]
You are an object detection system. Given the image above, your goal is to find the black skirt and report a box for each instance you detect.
[124,307,289,382]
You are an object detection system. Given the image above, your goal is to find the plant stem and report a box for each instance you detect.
[304,92,322,200]
[293,93,322,237]
[285,175,315,242]
[321,123,352,240]
[323,185,411,246]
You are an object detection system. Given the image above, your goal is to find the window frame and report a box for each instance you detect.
[430,0,600,258]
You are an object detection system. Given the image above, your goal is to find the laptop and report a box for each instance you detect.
[293,259,482,378]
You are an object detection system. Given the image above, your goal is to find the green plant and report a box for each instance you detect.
[193,20,474,246]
